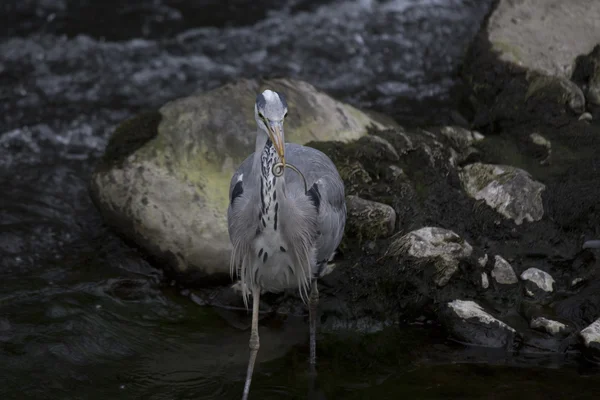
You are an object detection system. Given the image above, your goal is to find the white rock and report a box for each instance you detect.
[389,227,473,286]
[491,255,518,285]
[520,268,555,292]
[481,272,489,289]
[530,317,567,336]
[459,163,546,225]
[447,300,515,332]
[580,319,600,347]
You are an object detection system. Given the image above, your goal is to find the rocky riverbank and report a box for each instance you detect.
[91,0,600,363]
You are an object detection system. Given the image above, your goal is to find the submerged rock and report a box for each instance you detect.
[90,78,392,282]
[441,300,516,348]
[345,195,396,240]
[388,227,473,287]
[491,255,518,285]
[458,163,546,225]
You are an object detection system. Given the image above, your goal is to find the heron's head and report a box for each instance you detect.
[255,89,288,165]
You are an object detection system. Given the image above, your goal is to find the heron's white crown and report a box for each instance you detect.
[261,89,278,103]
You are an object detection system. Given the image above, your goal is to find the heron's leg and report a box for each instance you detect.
[308,278,319,367]
[242,288,260,400]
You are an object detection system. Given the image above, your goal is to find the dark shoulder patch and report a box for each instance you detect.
[256,93,266,109]
[307,182,321,212]
[277,92,288,108]
[231,180,244,205]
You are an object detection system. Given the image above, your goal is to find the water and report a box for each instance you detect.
[5,1,599,399]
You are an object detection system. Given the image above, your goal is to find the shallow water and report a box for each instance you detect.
[3,0,600,399]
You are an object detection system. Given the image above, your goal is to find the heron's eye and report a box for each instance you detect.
[258,112,265,119]
[284,112,288,119]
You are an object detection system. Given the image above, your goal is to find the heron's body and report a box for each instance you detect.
[226,89,346,399]
[228,141,345,296]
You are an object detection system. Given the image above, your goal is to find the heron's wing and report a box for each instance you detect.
[228,153,254,205]
[284,144,347,275]
[227,153,255,242]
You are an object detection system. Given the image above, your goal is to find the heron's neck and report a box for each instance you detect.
[252,133,285,230]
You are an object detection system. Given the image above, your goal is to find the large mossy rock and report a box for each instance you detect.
[90,78,393,283]
[462,0,599,127]
[486,0,599,78]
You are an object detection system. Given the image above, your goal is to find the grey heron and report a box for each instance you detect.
[227,89,346,399]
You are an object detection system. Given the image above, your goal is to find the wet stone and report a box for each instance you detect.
[441,300,516,348]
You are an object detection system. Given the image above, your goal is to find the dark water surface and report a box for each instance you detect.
[4,0,599,399]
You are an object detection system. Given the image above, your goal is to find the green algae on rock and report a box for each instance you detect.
[90,78,394,283]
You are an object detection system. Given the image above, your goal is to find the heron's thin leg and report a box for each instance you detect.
[242,288,260,400]
[308,278,319,367]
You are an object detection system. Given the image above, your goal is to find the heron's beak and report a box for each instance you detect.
[268,122,285,165]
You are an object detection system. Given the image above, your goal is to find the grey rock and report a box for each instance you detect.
[459,163,546,225]
[530,317,569,336]
[441,300,516,348]
[345,195,396,240]
[520,268,555,292]
[486,0,600,78]
[491,255,518,285]
[388,227,473,286]
[90,78,393,281]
